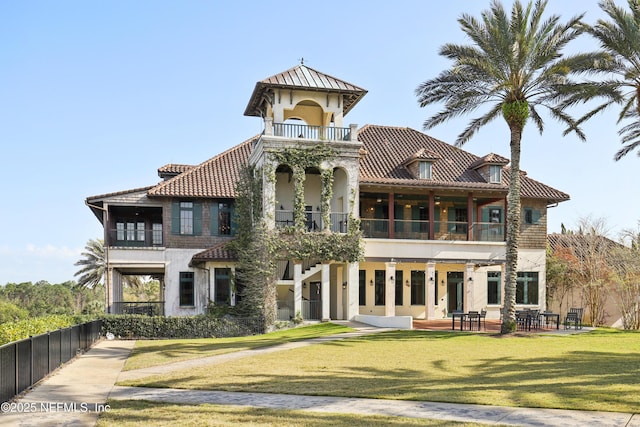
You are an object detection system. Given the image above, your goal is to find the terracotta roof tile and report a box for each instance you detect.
[147,136,255,198]
[192,241,237,262]
[358,125,569,202]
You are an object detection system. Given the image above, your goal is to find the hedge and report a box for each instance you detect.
[0,314,92,346]
[100,315,265,339]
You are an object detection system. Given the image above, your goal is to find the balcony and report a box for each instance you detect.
[107,227,163,247]
[275,210,349,233]
[360,219,505,242]
[270,122,352,141]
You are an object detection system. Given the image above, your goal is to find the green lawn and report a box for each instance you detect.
[97,400,499,427]
[119,328,640,413]
[124,322,353,370]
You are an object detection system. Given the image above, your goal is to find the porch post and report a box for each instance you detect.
[465,262,475,311]
[294,261,303,318]
[426,261,436,319]
[346,261,359,320]
[385,260,396,317]
[321,262,330,321]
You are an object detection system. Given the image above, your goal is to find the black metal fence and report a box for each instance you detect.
[0,320,102,404]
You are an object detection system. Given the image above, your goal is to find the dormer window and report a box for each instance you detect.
[419,161,432,179]
[489,165,502,183]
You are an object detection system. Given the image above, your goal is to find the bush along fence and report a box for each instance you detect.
[0,319,102,404]
[100,315,265,339]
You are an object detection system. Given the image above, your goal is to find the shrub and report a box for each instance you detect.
[0,314,91,345]
[100,315,265,339]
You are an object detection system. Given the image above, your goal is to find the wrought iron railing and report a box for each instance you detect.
[112,301,165,316]
[360,219,506,242]
[272,123,351,141]
[107,228,163,247]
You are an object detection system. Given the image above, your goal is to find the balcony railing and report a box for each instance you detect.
[272,123,351,141]
[112,301,165,316]
[107,228,163,247]
[275,210,349,233]
[360,219,505,242]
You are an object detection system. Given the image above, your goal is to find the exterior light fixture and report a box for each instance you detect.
[342,282,347,289]
[405,280,410,287]
[370,280,374,286]
[389,275,394,281]
[303,282,307,288]
[468,277,473,282]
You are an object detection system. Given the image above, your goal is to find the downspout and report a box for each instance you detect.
[85,201,111,314]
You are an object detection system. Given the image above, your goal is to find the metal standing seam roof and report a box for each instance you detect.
[244,64,368,117]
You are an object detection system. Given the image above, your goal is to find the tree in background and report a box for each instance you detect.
[585,0,640,160]
[415,0,612,333]
[74,238,105,289]
[611,226,640,329]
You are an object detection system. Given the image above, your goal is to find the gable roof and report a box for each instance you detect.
[157,164,194,180]
[244,64,367,117]
[147,136,256,198]
[358,125,569,203]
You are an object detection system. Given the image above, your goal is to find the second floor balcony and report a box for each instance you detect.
[275,210,349,233]
[361,219,505,242]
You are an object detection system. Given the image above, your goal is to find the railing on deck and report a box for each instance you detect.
[275,211,348,233]
[360,219,505,242]
[273,123,351,141]
[107,228,163,247]
[112,301,165,316]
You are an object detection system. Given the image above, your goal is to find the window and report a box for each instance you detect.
[179,272,195,306]
[523,208,540,225]
[214,268,231,304]
[116,221,146,243]
[171,201,202,235]
[180,202,194,234]
[395,270,403,306]
[359,270,367,306]
[152,223,162,245]
[374,270,385,306]
[411,270,425,305]
[211,201,233,236]
[419,161,432,179]
[516,272,538,304]
[489,165,502,183]
[487,271,501,305]
[454,207,468,234]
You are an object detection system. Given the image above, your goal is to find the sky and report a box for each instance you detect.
[1,0,638,285]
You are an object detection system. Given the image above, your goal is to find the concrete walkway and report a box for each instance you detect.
[1,323,638,427]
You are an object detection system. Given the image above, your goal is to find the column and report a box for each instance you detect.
[385,260,396,317]
[426,261,436,319]
[346,261,359,320]
[294,261,303,318]
[321,262,331,321]
[465,262,475,311]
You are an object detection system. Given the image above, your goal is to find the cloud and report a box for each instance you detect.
[0,244,84,285]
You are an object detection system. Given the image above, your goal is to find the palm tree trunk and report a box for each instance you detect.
[501,124,523,334]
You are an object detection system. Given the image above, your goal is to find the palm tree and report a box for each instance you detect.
[415,0,610,333]
[74,238,105,288]
[586,0,640,160]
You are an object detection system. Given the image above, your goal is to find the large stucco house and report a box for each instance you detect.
[86,64,569,324]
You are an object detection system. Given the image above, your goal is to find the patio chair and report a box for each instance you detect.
[564,307,583,330]
[516,310,530,331]
[467,311,481,331]
[479,310,487,331]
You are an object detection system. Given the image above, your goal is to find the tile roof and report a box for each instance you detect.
[157,164,194,180]
[191,241,237,262]
[358,125,569,202]
[244,64,367,117]
[469,153,510,169]
[147,136,256,198]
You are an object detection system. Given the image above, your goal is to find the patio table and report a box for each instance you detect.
[540,312,560,329]
[451,311,466,330]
